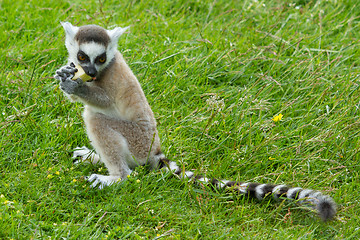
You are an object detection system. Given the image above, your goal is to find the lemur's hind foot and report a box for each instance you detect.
[72,146,100,165]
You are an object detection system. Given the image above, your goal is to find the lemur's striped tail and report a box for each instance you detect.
[158,158,336,222]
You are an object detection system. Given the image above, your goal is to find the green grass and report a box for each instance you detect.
[1,0,359,238]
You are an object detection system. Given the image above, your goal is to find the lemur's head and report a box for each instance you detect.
[61,22,129,78]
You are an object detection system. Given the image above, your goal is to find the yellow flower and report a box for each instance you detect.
[268,157,275,160]
[272,113,283,122]
[72,179,77,183]
[136,179,141,183]
[55,171,60,175]
[3,200,14,206]
[47,174,54,179]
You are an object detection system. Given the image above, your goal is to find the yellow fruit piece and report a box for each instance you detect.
[72,65,93,82]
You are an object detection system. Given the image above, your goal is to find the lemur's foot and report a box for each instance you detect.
[72,146,100,164]
[86,174,122,189]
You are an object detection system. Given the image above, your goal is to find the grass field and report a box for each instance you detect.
[1,0,360,239]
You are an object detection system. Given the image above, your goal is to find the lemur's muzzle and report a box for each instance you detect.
[83,65,97,78]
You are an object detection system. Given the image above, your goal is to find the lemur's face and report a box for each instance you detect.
[61,22,129,79]
[76,42,108,78]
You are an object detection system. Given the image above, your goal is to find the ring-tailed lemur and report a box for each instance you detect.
[54,22,337,221]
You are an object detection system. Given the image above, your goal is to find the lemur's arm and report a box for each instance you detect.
[55,64,112,108]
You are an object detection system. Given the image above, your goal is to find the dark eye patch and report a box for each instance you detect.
[77,50,89,63]
[95,52,107,65]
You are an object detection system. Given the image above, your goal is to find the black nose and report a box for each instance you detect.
[84,66,97,77]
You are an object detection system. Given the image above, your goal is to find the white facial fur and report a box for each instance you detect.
[79,42,106,62]
[79,42,107,72]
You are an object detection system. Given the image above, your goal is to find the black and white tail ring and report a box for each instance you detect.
[159,157,337,222]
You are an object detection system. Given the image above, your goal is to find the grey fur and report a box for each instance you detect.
[75,25,110,46]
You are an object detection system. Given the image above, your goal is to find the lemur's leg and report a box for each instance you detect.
[83,109,158,189]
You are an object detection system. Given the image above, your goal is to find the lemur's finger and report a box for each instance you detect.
[62,66,76,75]
[56,69,71,82]
[55,70,66,78]
[54,74,61,81]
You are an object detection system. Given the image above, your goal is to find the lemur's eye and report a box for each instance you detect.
[99,57,106,63]
[78,55,86,61]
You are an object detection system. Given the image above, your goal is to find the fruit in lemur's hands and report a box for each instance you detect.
[72,64,93,82]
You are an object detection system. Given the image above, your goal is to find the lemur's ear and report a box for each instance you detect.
[60,22,79,52]
[61,22,79,39]
[107,26,130,49]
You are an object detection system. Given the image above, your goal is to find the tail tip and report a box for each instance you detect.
[317,196,337,222]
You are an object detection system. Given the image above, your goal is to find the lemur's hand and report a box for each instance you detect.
[55,63,83,95]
